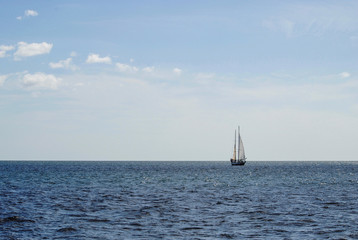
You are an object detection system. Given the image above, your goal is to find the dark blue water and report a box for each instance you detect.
[1,161,358,239]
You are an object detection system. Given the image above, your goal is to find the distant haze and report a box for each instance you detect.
[1,1,358,160]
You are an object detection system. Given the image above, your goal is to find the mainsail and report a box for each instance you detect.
[238,133,245,160]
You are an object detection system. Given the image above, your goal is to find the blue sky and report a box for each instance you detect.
[1,1,358,160]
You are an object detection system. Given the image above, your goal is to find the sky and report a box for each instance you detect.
[1,1,358,160]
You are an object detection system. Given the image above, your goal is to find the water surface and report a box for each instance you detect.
[1,161,358,239]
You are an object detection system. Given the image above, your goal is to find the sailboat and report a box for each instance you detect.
[230,126,246,166]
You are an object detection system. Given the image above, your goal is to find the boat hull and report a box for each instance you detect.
[230,158,246,166]
[231,161,246,166]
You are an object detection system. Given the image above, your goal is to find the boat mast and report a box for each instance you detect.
[233,130,237,160]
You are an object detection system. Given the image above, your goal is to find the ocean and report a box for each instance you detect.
[1,161,358,239]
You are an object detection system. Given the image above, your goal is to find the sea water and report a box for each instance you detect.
[1,161,358,239]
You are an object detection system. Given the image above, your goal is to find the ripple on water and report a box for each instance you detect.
[57,227,77,232]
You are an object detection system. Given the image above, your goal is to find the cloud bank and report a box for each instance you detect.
[14,42,53,59]
[22,73,61,90]
[0,45,14,58]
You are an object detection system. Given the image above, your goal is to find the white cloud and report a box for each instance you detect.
[86,54,112,64]
[0,75,7,87]
[49,58,78,70]
[25,10,38,17]
[14,42,53,59]
[116,62,138,73]
[142,66,155,73]
[339,72,351,78]
[173,68,182,75]
[130,58,134,63]
[0,45,15,58]
[17,9,38,20]
[70,51,77,57]
[22,72,61,90]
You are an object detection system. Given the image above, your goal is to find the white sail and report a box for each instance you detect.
[238,134,245,160]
